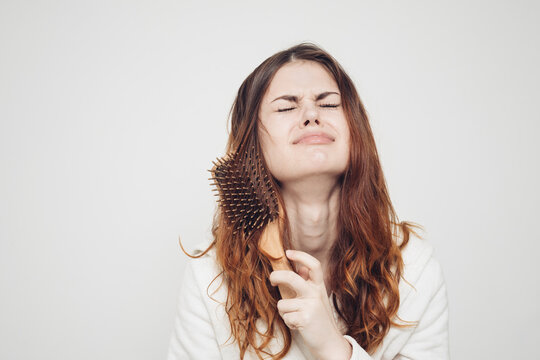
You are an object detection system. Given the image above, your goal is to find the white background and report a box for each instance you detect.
[1,1,539,359]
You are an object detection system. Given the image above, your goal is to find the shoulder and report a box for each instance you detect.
[394,225,433,266]
[169,243,239,359]
[374,227,450,358]
[178,242,232,337]
[395,227,446,307]
[183,242,224,298]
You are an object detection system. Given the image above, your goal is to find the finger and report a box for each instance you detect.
[285,250,324,284]
[297,265,310,281]
[277,298,303,314]
[270,270,311,297]
[282,311,304,330]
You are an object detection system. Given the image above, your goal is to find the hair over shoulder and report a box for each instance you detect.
[182,42,423,359]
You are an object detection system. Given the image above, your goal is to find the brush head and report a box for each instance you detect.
[209,145,279,237]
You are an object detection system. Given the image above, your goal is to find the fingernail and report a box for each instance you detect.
[286,250,292,256]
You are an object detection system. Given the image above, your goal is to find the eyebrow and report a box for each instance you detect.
[271,91,340,103]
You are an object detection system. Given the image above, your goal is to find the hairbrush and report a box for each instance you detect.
[208,145,296,299]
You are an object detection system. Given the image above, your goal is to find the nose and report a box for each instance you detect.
[301,105,320,127]
[302,118,320,126]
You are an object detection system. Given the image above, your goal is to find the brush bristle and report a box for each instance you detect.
[208,146,279,237]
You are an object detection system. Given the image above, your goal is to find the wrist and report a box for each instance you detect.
[313,334,352,360]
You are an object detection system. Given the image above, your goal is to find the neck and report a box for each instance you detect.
[280,174,342,284]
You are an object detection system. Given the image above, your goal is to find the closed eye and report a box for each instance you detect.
[277,104,340,112]
[277,107,295,112]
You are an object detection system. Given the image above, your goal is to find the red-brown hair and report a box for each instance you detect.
[181,42,422,359]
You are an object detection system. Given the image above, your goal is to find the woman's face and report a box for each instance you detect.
[258,60,350,184]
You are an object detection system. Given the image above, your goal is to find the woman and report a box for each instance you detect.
[168,42,449,360]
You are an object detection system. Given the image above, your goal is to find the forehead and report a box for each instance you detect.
[264,61,339,99]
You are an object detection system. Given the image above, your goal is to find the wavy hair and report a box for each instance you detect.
[181,42,422,359]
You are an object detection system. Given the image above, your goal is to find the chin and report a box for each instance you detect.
[267,152,349,183]
[274,167,347,183]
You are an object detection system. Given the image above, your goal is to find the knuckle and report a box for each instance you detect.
[271,270,285,283]
[283,312,293,323]
[286,270,296,280]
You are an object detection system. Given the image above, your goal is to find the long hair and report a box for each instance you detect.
[182,42,422,359]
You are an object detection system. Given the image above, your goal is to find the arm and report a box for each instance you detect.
[395,257,450,360]
[343,257,449,360]
[167,258,222,360]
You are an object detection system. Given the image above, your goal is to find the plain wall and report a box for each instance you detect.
[1,0,539,359]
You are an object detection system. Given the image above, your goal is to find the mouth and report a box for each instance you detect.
[293,133,335,145]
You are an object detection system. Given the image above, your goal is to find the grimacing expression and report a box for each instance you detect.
[258,60,350,184]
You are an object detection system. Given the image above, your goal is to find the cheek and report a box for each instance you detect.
[263,142,289,175]
[259,122,289,152]
[341,122,351,151]
[259,130,282,166]
[259,132,293,181]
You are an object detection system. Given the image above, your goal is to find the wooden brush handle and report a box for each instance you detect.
[259,220,296,299]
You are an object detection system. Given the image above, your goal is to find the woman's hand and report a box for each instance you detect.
[269,250,352,360]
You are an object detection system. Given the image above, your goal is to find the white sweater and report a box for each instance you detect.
[167,232,450,359]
